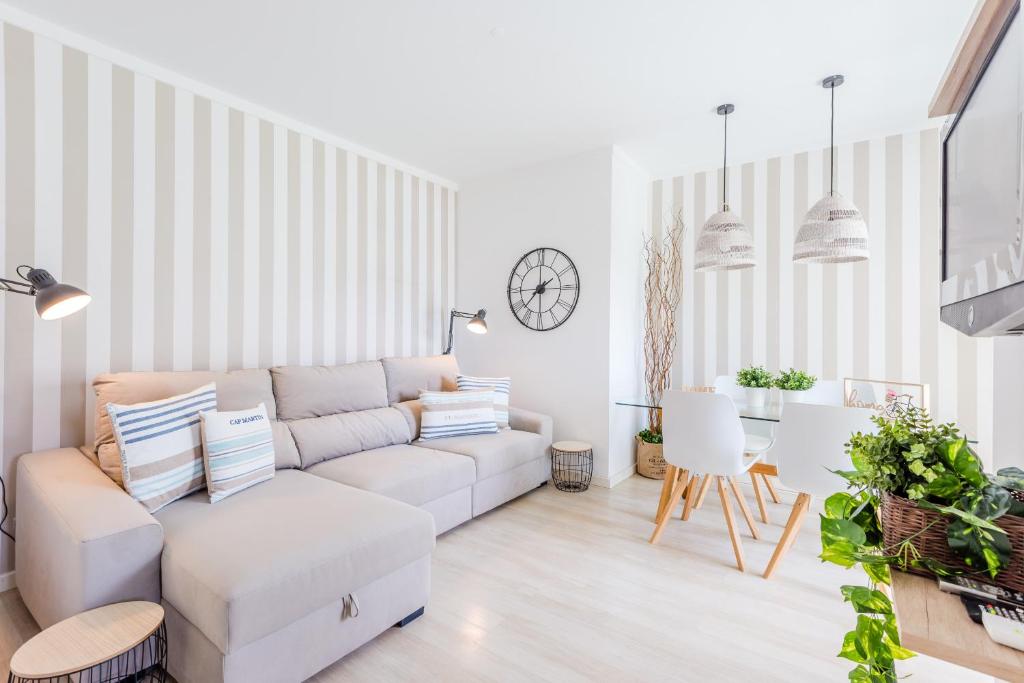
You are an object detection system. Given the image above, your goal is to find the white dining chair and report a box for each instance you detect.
[761,403,877,579]
[713,374,777,519]
[649,391,767,571]
[748,377,844,516]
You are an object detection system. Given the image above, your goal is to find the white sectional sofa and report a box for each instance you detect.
[15,355,552,682]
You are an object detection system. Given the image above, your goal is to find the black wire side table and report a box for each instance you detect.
[8,601,167,683]
[551,441,594,492]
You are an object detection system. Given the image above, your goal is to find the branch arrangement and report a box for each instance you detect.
[642,208,685,434]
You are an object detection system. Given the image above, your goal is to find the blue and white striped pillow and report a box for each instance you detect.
[199,403,275,503]
[417,389,499,440]
[107,383,217,512]
[456,375,511,430]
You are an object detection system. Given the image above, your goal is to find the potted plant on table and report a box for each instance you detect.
[735,366,773,407]
[636,208,685,479]
[819,407,1024,681]
[774,368,816,403]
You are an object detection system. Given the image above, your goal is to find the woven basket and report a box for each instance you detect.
[635,437,667,479]
[880,492,1024,592]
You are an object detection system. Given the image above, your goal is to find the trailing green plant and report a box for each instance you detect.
[774,367,816,391]
[735,365,774,389]
[637,429,663,445]
[820,406,1023,681]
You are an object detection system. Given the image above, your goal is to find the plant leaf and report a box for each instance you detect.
[841,585,893,615]
[923,473,962,501]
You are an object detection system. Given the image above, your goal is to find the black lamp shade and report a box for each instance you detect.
[36,282,91,320]
[24,268,91,320]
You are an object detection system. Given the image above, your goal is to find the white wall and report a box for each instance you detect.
[607,149,648,485]
[456,146,647,486]
[992,336,1024,472]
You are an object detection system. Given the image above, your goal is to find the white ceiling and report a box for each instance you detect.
[8,0,976,182]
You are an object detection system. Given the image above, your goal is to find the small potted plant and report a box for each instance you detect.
[735,366,773,407]
[774,368,816,403]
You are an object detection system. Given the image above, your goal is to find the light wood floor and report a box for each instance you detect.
[0,476,993,682]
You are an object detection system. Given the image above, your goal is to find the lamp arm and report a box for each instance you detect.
[443,309,475,355]
[0,277,36,296]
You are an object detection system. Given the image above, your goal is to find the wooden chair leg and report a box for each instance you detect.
[762,474,781,504]
[655,469,688,526]
[654,465,679,522]
[693,474,712,509]
[749,471,769,524]
[650,473,689,544]
[727,476,760,540]
[681,474,700,520]
[716,477,745,571]
[763,492,812,579]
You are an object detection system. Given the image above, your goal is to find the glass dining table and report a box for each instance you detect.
[614,397,978,442]
[615,397,785,423]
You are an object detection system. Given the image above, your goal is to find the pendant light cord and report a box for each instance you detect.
[722,109,728,208]
[830,82,835,196]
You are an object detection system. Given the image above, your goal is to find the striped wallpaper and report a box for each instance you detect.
[652,128,994,462]
[0,21,457,573]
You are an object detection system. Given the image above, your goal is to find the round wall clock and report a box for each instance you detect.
[506,247,580,331]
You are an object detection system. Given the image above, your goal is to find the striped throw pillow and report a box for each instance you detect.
[199,403,275,503]
[107,383,217,512]
[456,375,511,430]
[418,389,499,440]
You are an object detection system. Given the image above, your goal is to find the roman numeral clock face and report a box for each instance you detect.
[506,247,580,331]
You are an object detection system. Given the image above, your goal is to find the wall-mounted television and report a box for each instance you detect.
[941,2,1024,336]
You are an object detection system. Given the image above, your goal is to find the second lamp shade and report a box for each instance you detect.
[793,193,869,263]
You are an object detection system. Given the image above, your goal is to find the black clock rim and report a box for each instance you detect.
[505,247,580,332]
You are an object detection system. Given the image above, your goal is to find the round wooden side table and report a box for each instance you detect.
[551,440,594,492]
[8,601,167,683]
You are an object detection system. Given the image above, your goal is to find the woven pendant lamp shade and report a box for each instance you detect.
[793,192,869,263]
[695,206,756,270]
[794,74,869,264]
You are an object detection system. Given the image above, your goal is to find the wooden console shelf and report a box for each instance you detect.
[891,571,1024,681]
[930,0,1017,117]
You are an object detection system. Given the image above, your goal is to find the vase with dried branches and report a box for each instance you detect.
[636,208,685,478]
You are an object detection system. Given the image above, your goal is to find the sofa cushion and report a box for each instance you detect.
[155,469,434,654]
[107,383,217,512]
[286,407,412,468]
[457,375,511,429]
[94,369,298,485]
[271,362,388,420]
[416,429,548,480]
[417,389,498,441]
[199,403,276,503]
[306,444,475,507]
[381,355,460,404]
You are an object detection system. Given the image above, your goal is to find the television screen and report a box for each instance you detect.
[941,6,1024,335]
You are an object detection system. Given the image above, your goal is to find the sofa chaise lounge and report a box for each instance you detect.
[15,355,552,682]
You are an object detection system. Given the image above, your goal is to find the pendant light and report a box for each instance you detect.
[793,75,869,263]
[695,104,755,271]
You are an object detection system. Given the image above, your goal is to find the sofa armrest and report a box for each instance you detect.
[508,406,553,445]
[16,448,163,628]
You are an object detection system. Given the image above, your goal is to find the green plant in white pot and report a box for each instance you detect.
[774,368,816,403]
[735,366,773,407]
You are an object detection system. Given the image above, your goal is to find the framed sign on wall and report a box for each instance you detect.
[843,378,930,419]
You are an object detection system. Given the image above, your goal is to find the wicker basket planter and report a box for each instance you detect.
[635,437,667,479]
[880,492,1024,592]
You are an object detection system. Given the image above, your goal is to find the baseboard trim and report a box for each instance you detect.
[592,463,636,489]
[0,570,16,593]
